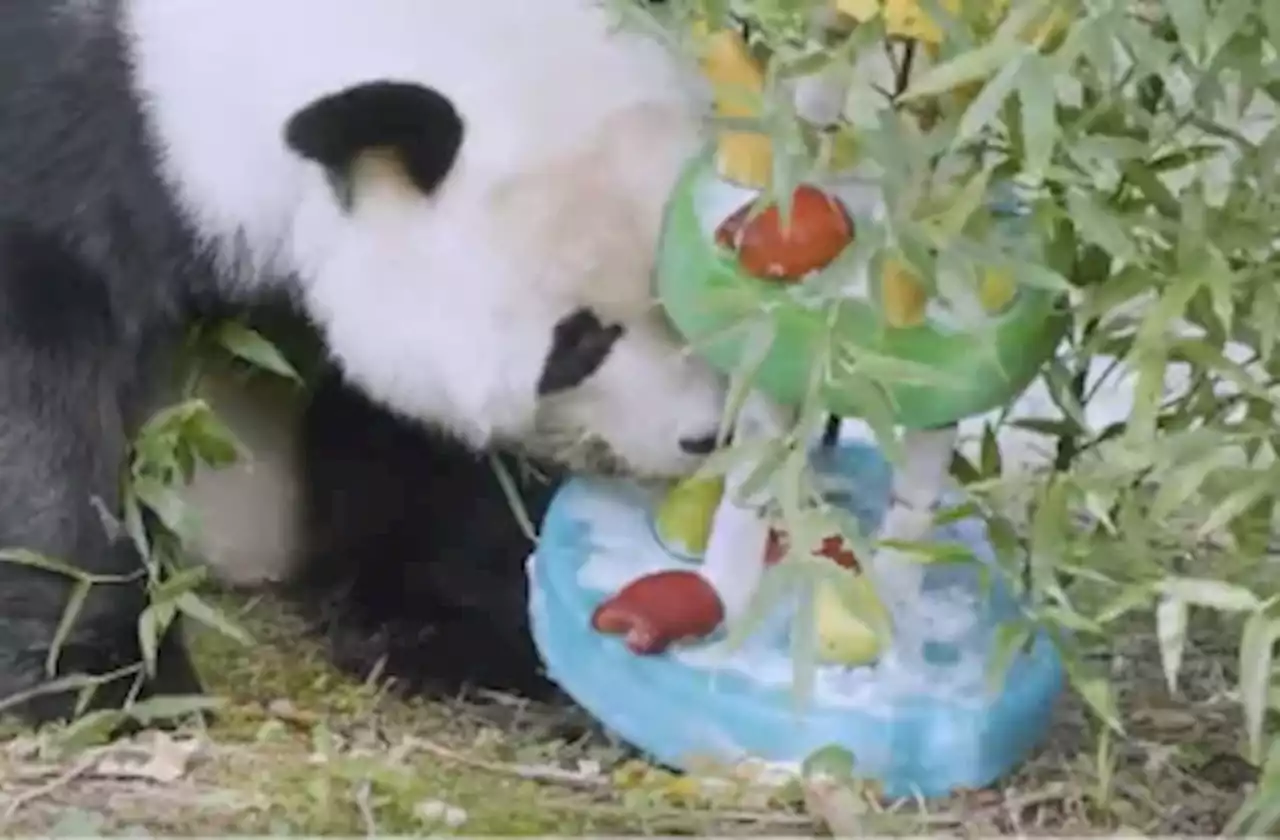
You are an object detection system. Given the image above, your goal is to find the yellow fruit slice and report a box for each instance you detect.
[653,475,725,560]
[881,258,928,328]
[978,266,1018,314]
[833,0,1070,49]
[883,0,956,43]
[699,28,772,189]
[813,577,890,666]
[836,0,961,43]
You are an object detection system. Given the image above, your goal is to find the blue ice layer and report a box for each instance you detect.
[527,440,1064,799]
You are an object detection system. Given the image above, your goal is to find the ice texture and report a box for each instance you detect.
[572,462,1019,716]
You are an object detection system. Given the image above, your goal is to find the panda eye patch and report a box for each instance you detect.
[537,308,625,395]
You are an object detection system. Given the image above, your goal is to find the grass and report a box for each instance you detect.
[0,582,1261,836]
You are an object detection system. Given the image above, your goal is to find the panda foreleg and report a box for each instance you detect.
[0,226,202,726]
[289,369,562,702]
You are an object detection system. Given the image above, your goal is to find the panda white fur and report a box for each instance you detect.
[0,0,728,723]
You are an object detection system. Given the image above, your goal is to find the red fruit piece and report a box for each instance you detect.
[714,185,854,283]
[590,570,725,655]
[816,534,860,571]
[764,527,787,566]
[763,528,860,571]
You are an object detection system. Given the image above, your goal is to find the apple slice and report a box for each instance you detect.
[590,570,725,655]
[764,528,860,570]
[715,185,854,283]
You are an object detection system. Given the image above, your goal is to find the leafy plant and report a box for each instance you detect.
[0,315,308,732]
[611,0,1280,826]
[122,319,310,704]
[3,0,1278,829]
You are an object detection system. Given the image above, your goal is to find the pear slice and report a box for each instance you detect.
[881,257,928,328]
[814,573,892,666]
[653,475,725,561]
[978,265,1018,314]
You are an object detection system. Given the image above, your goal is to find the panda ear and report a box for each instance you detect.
[284,81,465,202]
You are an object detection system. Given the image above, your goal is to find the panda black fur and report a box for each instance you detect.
[0,0,729,724]
[296,369,571,700]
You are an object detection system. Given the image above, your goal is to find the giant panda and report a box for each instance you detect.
[0,0,730,725]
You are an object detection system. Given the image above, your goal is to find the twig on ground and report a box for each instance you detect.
[572,797,816,830]
[803,776,870,835]
[406,735,826,830]
[1,749,102,823]
[1000,782,1073,831]
[354,778,378,837]
[404,736,608,790]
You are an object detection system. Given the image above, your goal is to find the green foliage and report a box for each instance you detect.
[1,1,1277,828]
[0,317,308,731]
[610,0,1280,824]
[123,321,305,685]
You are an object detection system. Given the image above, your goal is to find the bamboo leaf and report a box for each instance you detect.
[1064,192,1139,265]
[1156,578,1261,613]
[1166,0,1208,64]
[1018,53,1059,182]
[1238,612,1280,764]
[1062,645,1124,734]
[901,38,1028,102]
[214,322,301,382]
[1155,596,1188,695]
[46,579,93,678]
[1197,475,1276,541]
[175,591,255,646]
[952,53,1026,150]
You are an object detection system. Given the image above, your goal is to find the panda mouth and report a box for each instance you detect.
[518,433,629,478]
[556,438,628,477]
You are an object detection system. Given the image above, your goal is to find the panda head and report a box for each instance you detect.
[259,0,725,478]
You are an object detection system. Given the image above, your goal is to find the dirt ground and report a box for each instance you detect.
[0,588,1262,836]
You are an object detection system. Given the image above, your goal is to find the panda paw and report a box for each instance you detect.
[0,624,206,730]
[309,601,556,702]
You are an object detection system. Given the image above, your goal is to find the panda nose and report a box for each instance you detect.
[678,432,720,455]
